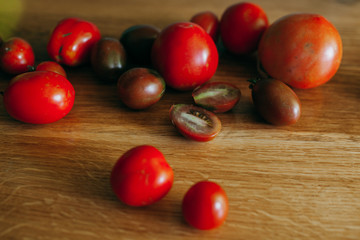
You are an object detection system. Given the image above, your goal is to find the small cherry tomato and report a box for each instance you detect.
[3,71,75,124]
[117,68,165,109]
[0,37,35,75]
[190,11,219,42]
[36,61,67,78]
[120,24,160,66]
[110,145,174,207]
[152,22,218,91]
[249,78,301,125]
[192,82,241,113]
[220,2,268,55]
[91,37,127,82]
[182,181,228,230]
[47,17,101,66]
[169,104,221,141]
[258,13,343,89]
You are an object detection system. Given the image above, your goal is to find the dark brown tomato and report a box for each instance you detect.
[250,79,301,125]
[117,68,165,109]
[120,25,160,66]
[169,104,221,142]
[91,37,127,82]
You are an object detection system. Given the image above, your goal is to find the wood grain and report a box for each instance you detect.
[0,0,359,239]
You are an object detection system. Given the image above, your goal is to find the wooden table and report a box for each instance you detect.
[0,0,359,239]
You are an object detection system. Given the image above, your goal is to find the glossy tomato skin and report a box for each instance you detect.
[120,25,160,66]
[36,61,67,78]
[3,71,75,124]
[152,22,218,91]
[117,68,165,109]
[190,11,219,42]
[192,82,241,113]
[0,37,35,75]
[258,13,343,89]
[182,181,228,230]
[110,145,174,207]
[220,2,268,55]
[169,104,221,142]
[250,79,301,125]
[91,37,127,82]
[47,17,101,66]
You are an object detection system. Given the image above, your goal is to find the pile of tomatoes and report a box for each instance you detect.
[0,1,343,230]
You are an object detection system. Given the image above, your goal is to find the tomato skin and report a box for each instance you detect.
[250,79,301,126]
[190,11,219,42]
[220,2,268,55]
[3,71,75,124]
[0,37,35,75]
[110,145,174,207]
[169,104,221,142]
[258,13,343,89]
[151,22,218,91]
[117,68,165,109]
[91,37,127,82]
[47,17,101,66]
[36,61,67,78]
[120,24,160,66]
[182,181,228,230]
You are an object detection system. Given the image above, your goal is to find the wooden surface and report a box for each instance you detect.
[0,0,359,239]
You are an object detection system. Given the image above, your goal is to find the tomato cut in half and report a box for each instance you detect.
[192,82,241,113]
[169,104,221,142]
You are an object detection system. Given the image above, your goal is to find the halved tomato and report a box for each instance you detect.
[192,82,241,113]
[169,104,221,142]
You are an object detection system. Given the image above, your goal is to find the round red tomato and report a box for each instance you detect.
[36,61,67,78]
[0,37,35,75]
[3,71,75,124]
[110,145,174,207]
[182,181,228,230]
[47,17,101,66]
[258,13,343,89]
[190,11,220,42]
[151,22,218,91]
[220,2,268,55]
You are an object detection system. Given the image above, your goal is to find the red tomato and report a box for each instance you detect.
[0,37,35,75]
[47,17,101,66]
[110,145,174,207]
[3,71,75,124]
[220,2,268,55]
[182,181,228,230]
[36,61,67,78]
[151,22,218,91]
[190,11,220,42]
[258,13,343,89]
[192,82,241,113]
[169,104,221,142]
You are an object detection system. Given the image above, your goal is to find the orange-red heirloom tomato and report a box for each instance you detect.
[258,13,343,89]
[47,17,101,66]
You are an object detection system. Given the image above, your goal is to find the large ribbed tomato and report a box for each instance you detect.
[258,13,343,89]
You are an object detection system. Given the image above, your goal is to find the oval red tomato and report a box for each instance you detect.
[258,13,343,89]
[3,71,75,124]
[0,37,35,75]
[220,2,268,55]
[47,17,101,66]
[190,11,220,42]
[110,145,174,207]
[182,181,228,230]
[151,22,218,91]
[36,61,67,78]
